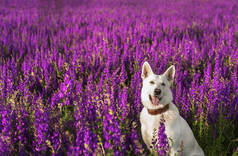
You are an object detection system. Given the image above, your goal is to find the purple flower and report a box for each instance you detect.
[33,97,49,152]
[157,116,169,156]
[0,108,12,153]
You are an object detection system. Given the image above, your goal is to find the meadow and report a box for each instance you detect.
[0,0,237,155]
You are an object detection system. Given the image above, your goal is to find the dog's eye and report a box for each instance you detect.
[161,83,166,86]
[150,81,155,84]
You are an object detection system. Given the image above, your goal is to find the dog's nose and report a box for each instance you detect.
[154,88,161,96]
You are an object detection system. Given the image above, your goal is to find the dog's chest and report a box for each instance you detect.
[140,108,164,146]
[140,107,179,148]
[140,108,161,131]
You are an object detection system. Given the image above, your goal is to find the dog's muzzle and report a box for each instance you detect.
[154,88,161,96]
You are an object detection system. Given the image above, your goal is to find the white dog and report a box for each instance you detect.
[140,62,204,156]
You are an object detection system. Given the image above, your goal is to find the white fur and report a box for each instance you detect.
[140,62,204,156]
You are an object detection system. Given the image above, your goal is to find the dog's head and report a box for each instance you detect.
[141,62,175,109]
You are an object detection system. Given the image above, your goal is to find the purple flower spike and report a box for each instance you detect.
[157,116,169,156]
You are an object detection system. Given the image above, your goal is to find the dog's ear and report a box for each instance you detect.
[163,65,175,85]
[141,62,153,80]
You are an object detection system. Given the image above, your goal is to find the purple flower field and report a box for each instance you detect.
[0,0,238,155]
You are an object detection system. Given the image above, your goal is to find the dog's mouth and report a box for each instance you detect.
[149,95,162,106]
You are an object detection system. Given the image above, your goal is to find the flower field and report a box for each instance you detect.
[0,0,237,155]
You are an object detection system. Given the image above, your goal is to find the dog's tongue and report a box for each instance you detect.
[151,96,159,105]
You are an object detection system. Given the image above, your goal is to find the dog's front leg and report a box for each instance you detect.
[141,126,151,149]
